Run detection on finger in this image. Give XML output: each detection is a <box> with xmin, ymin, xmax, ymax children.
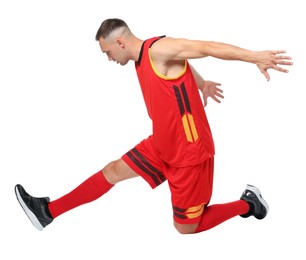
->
<box><xmin>215</xmin><ymin>92</ymin><xmax>224</xmax><ymax>99</ymax></box>
<box><xmin>274</xmin><ymin>65</ymin><xmax>289</xmax><ymax>73</ymax></box>
<box><xmin>275</xmin><ymin>55</ymin><xmax>292</xmax><ymax>60</ymax></box>
<box><xmin>203</xmin><ymin>97</ymin><xmax>208</xmax><ymax>107</ymax></box>
<box><xmin>261</xmin><ymin>69</ymin><xmax>270</xmax><ymax>81</ymax></box>
<box><xmin>276</xmin><ymin>60</ymin><xmax>293</xmax><ymax>66</ymax></box>
<box><xmin>215</xmin><ymin>87</ymin><xmax>223</xmax><ymax>93</ymax></box>
<box><xmin>212</xmin><ymin>96</ymin><xmax>221</xmax><ymax>103</ymax></box>
<box><xmin>272</xmin><ymin>50</ymin><xmax>287</xmax><ymax>55</ymax></box>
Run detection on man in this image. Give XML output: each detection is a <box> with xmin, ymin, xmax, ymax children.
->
<box><xmin>15</xmin><ymin>18</ymin><xmax>293</xmax><ymax>234</ymax></box>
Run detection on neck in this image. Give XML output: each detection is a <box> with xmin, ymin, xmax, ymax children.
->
<box><xmin>130</xmin><ymin>37</ymin><xmax>144</xmax><ymax>62</ymax></box>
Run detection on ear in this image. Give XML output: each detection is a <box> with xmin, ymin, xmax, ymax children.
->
<box><xmin>116</xmin><ymin>39</ymin><xmax>125</xmax><ymax>48</ymax></box>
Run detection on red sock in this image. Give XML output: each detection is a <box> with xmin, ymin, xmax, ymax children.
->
<box><xmin>195</xmin><ymin>200</ymin><xmax>249</xmax><ymax>233</ymax></box>
<box><xmin>48</xmin><ymin>171</ymin><xmax>113</xmax><ymax>218</ymax></box>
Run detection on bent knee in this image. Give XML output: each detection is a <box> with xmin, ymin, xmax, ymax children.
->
<box><xmin>103</xmin><ymin>159</ymin><xmax>138</xmax><ymax>184</ymax></box>
<box><xmin>174</xmin><ymin>221</ymin><xmax>198</xmax><ymax>234</ymax></box>
<box><xmin>102</xmin><ymin>160</ymin><xmax>123</xmax><ymax>184</ymax></box>
<box><xmin>103</xmin><ymin>160</ymin><xmax>118</xmax><ymax>173</ymax></box>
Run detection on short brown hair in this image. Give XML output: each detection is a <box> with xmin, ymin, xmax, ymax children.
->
<box><xmin>95</xmin><ymin>18</ymin><xmax>129</xmax><ymax>41</ymax></box>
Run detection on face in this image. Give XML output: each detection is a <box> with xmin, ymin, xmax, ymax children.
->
<box><xmin>98</xmin><ymin>37</ymin><xmax>129</xmax><ymax>66</ymax></box>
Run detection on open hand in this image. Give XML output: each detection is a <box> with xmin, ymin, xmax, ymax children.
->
<box><xmin>201</xmin><ymin>80</ymin><xmax>224</xmax><ymax>107</ymax></box>
<box><xmin>255</xmin><ymin>50</ymin><xmax>293</xmax><ymax>81</ymax></box>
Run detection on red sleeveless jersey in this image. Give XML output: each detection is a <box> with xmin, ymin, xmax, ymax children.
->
<box><xmin>135</xmin><ymin>36</ymin><xmax>215</xmax><ymax>167</ymax></box>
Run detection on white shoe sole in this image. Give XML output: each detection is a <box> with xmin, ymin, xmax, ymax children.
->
<box><xmin>15</xmin><ymin>186</ymin><xmax>44</xmax><ymax>231</ymax></box>
<box><xmin>246</xmin><ymin>184</ymin><xmax>269</xmax><ymax>214</ymax></box>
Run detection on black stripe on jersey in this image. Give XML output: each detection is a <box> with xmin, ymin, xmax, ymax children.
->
<box><xmin>173</xmin><ymin>85</ymin><xmax>185</xmax><ymax>115</ymax></box>
<box><xmin>180</xmin><ymin>82</ymin><xmax>191</xmax><ymax>113</ymax></box>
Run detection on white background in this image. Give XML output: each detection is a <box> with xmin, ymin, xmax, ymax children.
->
<box><xmin>1</xmin><ymin>0</ymin><xmax>305</xmax><ymax>259</ymax></box>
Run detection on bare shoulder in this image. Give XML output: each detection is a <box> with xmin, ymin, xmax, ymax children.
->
<box><xmin>151</xmin><ymin>37</ymin><xmax>204</xmax><ymax>61</ymax></box>
<box><xmin>149</xmin><ymin>37</ymin><xmax>187</xmax><ymax>76</ymax></box>
<box><xmin>154</xmin><ymin>36</ymin><xmax>189</xmax><ymax>46</ymax></box>
<box><xmin>150</xmin><ymin>37</ymin><xmax>192</xmax><ymax>61</ymax></box>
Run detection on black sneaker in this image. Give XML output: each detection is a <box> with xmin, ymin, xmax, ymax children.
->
<box><xmin>240</xmin><ymin>184</ymin><xmax>269</xmax><ymax>219</ymax></box>
<box><xmin>14</xmin><ymin>184</ymin><xmax>53</xmax><ymax>230</ymax></box>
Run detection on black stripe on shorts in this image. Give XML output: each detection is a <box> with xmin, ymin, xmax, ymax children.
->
<box><xmin>126</xmin><ymin>148</ymin><xmax>166</xmax><ymax>186</ymax></box>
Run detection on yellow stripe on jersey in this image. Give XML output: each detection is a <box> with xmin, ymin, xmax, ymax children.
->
<box><xmin>187</xmin><ymin>114</ymin><xmax>198</xmax><ymax>142</ymax></box>
<box><xmin>173</xmin><ymin>84</ymin><xmax>199</xmax><ymax>144</ymax></box>
<box><xmin>182</xmin><ymin>114</ymin><xmax>193</xmax><ymax>142</ymax></box>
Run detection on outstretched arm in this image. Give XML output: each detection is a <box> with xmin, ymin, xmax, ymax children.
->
<box><xmin>190</xmin><ymin>64</ymin><xmax>224</xmax><ymax>107</ymax></box>
<box><xmin>152</xmin><ymin>37</ymin><xmax>293</xmax><ymax>81</ymax></box>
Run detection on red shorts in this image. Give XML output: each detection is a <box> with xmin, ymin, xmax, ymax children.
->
<box><xmin>121</xmin><ymin>136</ymin><xmax>214</xmax><ymax>224</ymax></box>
